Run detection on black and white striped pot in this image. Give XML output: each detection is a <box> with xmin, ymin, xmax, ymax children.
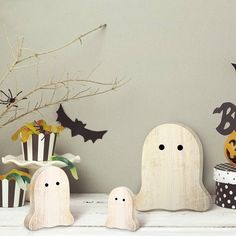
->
<box><xmin>21</xmin><ymin>133</ymin><xmax>57</xmax><ymax>161</ymax></box>
<box><xmin>0</xmin><ymin>179</ymin><xmax>26</xmax><ymax>207</ymax></box>
<box><xmin>214</xmin><ymin>163</ymin><xmax>236</xmax><ymax>209</ymax></box>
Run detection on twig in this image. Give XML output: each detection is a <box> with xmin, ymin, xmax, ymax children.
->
<box><xmin>0</xmin><ymin>77</ymin><xmax>118</xmax><ymax>118</ymax></box>
<box><xmin>0</xmin><ymin>79</ymin><xmax>125</xmax><ymax>128</ymax></box>
<box><xmin>3</xmin><ymin>25</ymin><xmax>16</xmax><ymax>60</ymax></box>
<box><xmin>16</xmin><ymin>24</ymin><xmax>106</xmax><ymax>64</ymax></box>
<box><xmin>0</xmin><ymin>24</ymin><xmax>129</xmax><ymax>129</ymax></box>
<box><xmin>0</xmin><ymin>24</ymin><xmax>106</xmax><ymax>86</ymax></box>
<box><xmin>14</xmin><ymin>62</ymin><xmax>44</xmax><ymax>70</ymax></box>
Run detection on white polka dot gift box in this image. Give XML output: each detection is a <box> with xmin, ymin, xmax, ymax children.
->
<box><xmin>214</xmin><ymin>163</ymin><xmax>236</xmax><ymax>209</ymax></box>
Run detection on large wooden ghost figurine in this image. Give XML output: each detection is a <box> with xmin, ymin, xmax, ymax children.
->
<box><xmin>25</xmin><ymin>166</ymin><xmax>74</xmax><ymax>230</ymax></box>
<box><xmin>106</xmin><ymin>187</ymin><xmax>139</xmax><ymax>231</ymax></box>
<box><xmin>135</xmin><ymin>123</ymin><xmax>211</xmax><ymax>212</ymax></box>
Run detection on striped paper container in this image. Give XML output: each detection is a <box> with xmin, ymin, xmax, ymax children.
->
<box><xmin>214</xmin><ymin>163</ymin><xmax>236</xmax><ymax>209</ymax></box>
<box><xmin>0</xmin><ymin>179</ymin><xmax>26</xmax><ymax>207</ymax></box>
<box><xmin>21</xmin><ymin>133</ymin><xmax>57</xmax><ymax>161</ymax></box>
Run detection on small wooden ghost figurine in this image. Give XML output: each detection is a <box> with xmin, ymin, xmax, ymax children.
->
<box><xmin>135</xmin><ymin>123</ymin><xmax>212</xmax><ymax>212</ymax></box>
<box><xmin>105</xmin><ymin>186</ymin><xmax>139</xmax><ymax>231</ymax></box>
<box><xmin>24</xmin><ymin>166</ymin><xmax>74</xmax><ymax>230</ymax></box>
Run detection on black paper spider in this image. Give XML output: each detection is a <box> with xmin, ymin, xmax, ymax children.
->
<box><xmin>0</xmin><ymin>89</ymin><xmax>27</xmax><ymax>107</ymax></box>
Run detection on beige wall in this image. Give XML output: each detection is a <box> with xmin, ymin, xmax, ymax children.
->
<box><xmin>0</xmin><ymin>0</ymin><xmax>236</xmax><ymax>194</ymax></box>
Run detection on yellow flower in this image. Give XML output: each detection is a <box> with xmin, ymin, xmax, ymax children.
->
<box><xmin>12</xmin><ymin>120</ymin><xmax>64</xmax><ymax>142</ymax></box>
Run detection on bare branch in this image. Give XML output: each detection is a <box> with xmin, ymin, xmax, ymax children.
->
<box><xmin>0</xmin><ymin>24</ymin><xmax>128</xmax><ymax>129</ymax></box>
<box><xmin>0</xmin><ymin>78</ymin><xmax>125</xmax><ymax>128</ymax></box>
<box><xmin>3</xmin><ymin>25</ymin><xmax>16</xmax><ymax>60</ymax></box>
<box><xmin>0</xmin><ymin>24</ymin><xmax>106</xmax><ymax>86</ymax></box>
<box><xmin>16</xmin><ymin>24</ymin><xmax>106</xmax><ymax>64</ymax></box>
<box><xmin>0</xmin><ymin>77</ymin><xmax>118</xmax><ymax>117</ymax></box>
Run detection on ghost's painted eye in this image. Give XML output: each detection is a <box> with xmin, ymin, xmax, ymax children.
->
<box><xmin>45</xmin><ymin>183</ymin><xmax>49</xmax><ymax>187</ymax></box>
<box><xmin>115</xmin><ymin>197</ymin><xmax>118</xmax><ymax>200</ymax></box>
<box><xmin>177</xmin><ymin>145</ymin><xmax>183</xmax><ymax>151</ymax></box>
<box><xmin>56</xmin><ymin>182</ymin><xmax>60</xmax><ymax>186</ymax></box>
<box><xmin>159</xmin><ymin>144</ymin><xmax>165</xmax><ymax>150</ymax></box>
<box><xmin>123</xmin><ymin>199</ymin><xmax>125</xmax><ymax>201</ymax></box>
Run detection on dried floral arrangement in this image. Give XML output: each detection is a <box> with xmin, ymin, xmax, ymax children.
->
<box><xmin>12</xmin><ymin>120</ymin><xmax>64</xmax><ymax>142</ymax></box>
<box><xmin>0</xmin><ymin>24</ymin><xmax>125</xmax><ymax>129</ymax></box>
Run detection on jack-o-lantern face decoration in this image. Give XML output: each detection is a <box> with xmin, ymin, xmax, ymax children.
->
<box><xmin>224</xmin><ymin>131</ymin><xmax>236</xmax><ymax>166</ymax></box>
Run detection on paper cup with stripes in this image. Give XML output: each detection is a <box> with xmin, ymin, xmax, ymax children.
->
<box><xmin>0</xmin><ymin>179</ymin><xmax>26</xmax><ymax>207</ymax></box>
<box><xmin>214</xmin><ymin>163</ymin><xmax>236</xmax><ymax>209</ymax></box>
<box><xmin>21</xmin><ymin>133</ymin><xmax>57</xmax><ymax>161</ymax></box>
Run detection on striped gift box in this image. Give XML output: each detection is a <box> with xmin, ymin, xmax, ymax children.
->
<box><xmin>214</xmin><ymin>163</ymin><xmax>236</xmax><ymax>209</ymax></box>
<box><xmin>21</xmin><ymin>133</ymin><xmax>57</xmax><ymax>161</ymax></box>
<box><xmin>0</xmin><ymin>179</ymin><xmax>26</xmax><ymax>207</ymax></box>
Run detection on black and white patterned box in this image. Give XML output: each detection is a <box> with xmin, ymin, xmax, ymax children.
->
<box><xmin>214</xmin><ymin>163</ymin><xmax>236</xmax><ymax>209</ymax></box>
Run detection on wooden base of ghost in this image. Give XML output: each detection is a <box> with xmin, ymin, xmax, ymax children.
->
<box><xmin>24</xmin><ymin>166</ymin><xmax>74</xmax><ymax>230</ymax></box>
<box><xmin>105</xmin><ymin>187</ymin><xmax>139</xmax><ymax>231</ymax></box>
<box><xmin>135</xmin><ymin>123</ymin><xmax>211</xmax><ymax>212</ymax></box>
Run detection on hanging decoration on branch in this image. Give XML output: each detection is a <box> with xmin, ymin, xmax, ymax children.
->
<box><xmin>0</xmin><ymin>89</ymin><xmax>27</xmax><ymax>107</ymax></box>
<box><xmin>56</xmin><ymin>104</ymin><xmax>107</xmax><ymax>143</ymax></box>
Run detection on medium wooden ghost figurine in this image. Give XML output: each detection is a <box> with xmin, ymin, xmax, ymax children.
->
<box><xmin>25</xmin><ymin>166</ymin><xmax>74</xmax><ymax>230</ymax></box>
<box><xmin>106</xmin><ymin>187</ymin><xmax>139</xmax><ymax>231</ymax></box>
<box><xmin>135</xmin><ymin>123</ymin><xmax>211</xmax><ymax>212</ymax></box>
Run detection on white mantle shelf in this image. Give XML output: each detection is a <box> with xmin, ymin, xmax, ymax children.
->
<box><xmin>0</xmin><ymin>194</ymin><xmax>236</xmax><ymax>235</ymax></box>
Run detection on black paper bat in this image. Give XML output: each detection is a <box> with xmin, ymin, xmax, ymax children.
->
<box><xmin>56</xmin><ymin>104</ymin><xmax>107</xmax><ymax>143</ymax></box>
<box><xmin>232</xmin><ymin>63</ymin><xmax>236</xmax><ymax>71</ymax></box>
<box><xmin>213</xmin><ymin>102</ymin><xmax>236</xmax><ymax>135</ymax></box>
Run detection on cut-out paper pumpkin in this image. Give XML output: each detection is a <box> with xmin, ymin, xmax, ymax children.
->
<box><xmin>24</xmin><ymin>166</ymin><xmax>74</xmax><ymax>230</ymax></box>
<box><xmin>224</xmin><ymin>131</ymin><xmax>236</xmax><ymax>167</ymax></box>
<box><xmin>105</xmin><ymin>187</ymin><xmax>139</xmax><ymax>231</ymax></box>
<box><xmin>135</xmin><ymin>123</ymin><xmax>211</xmax><ymax>212</ymax></box>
